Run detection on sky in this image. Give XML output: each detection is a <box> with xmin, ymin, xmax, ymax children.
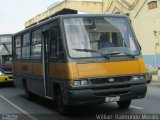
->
<box><xmin>0</xmin><ymin>0</ymin><xmax>58</xmax><ymax>34</ymax></box>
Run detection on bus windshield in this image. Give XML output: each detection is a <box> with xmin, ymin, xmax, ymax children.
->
<box><xmin>63</xmin><ymin>17</ymin><xmax>139</xmax><ymax>58</ymax></box>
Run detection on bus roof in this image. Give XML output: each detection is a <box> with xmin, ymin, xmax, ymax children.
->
<box><xmin>0</xmin><ymin>34</ymin><xmax>12</xmax><ymax>37</ymax></box>
<box><xmin>13</xmin><ymin>14</ymin><xmax>128</xmax><ymax>37</ymax></box>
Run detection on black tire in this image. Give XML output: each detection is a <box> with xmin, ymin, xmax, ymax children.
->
<box><xmin>24</xmin><ymin>83</ymin><xmax>32</xmax><ymax>100</ymax></box>
<box><xmin>117</xmin><ymin>100</ymin><xmax>131</xmax><ymax>109</ymax></box>
<box><xmin>7</xmin><ymin>82</ymin><xmax>14</xmax><ymax>87</ymax></box>
<box><xmin>56</xmin><ymin>89</ymin><xmax>70</xmax><ymax>114</ymax></box>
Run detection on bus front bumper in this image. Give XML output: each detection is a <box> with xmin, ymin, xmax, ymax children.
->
<box><xmin>0</xmin><ymin>75</ymin><xmax>13</xmax><ymax>83</ymax></box>
<box><xmin>63</xmin><ymin>81</ymin><xmax>147</xmax><ymax>106</ymax></box>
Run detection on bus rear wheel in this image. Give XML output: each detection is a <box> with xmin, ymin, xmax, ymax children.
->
<box><xmin>117</xmin><ymin>100</ymin><xmax>131</xmax><ymax>109</ymax></box>
<box><xmin>24</xmin><ymin>83</ymin><xmax>32</xmax><ymax>100</ymax></box>
<box><xmin>56</xmin><ymin>89</ymin><xmax>69</xmax><ymax>114</ymax></box>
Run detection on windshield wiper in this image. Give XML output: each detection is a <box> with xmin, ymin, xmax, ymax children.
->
<box><xmin>73</xmin><ymin>49</ymin><xmax>110</xmax><ymax>60</ymax></box>
<box><xmin>106</xmin><ymin>52</ymin><xmax>135</xmax><ymax>58</ymax></box>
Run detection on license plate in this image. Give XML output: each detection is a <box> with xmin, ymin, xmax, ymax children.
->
<box><xmin>105</xmin><ymin>96</ymin><xmax>120</xmax><ymax>102</ymax></box>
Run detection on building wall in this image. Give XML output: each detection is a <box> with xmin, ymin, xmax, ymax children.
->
<box><xmin>105</xmin><ymin>0</ymin><xmax>160</xmax><ymax>68</ymax></box>
<box><xmin>131</xmin><ymin>0</ymin><xmax>160</xmax><ymax>68</ymax></box>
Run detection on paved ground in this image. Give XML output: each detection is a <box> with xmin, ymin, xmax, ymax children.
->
<box><xmin>0</xmin><ymin>83</ymin><xmax>159</xmax><ymax>120</ymax></box>
<box><xmin>152</xmin><ymin>75</ymin><xmax>160</xmax><ymax>83</ymax></box>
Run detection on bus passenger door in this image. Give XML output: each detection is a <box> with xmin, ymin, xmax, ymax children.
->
<box><xmin>49</xmin><ymin>24</ymin><xmax>64</xmax><ymax>99</ymax></box>
<box><xmin>42</xmin><ymin>29</ymin><xmax>50</xmax><ymax>97</ymax></box>
<box><xmin>43</xmin><ymin>23</ymin><xmax>64</xmax><ymax>98</ymax></box>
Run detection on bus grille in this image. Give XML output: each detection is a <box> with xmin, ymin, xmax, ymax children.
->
<box><xmin>90</xmin><ymin>76</ymin><xmax>131</xmax><ymax>84</ymax></box>
<box><xmin>4</xmin><ymin>73</ymin><xmax>13</xmax><ymax>75</ymax></box>
<box><xmin>8</xmin><ymin>76</ymin><xmax>13</xmax><ymax>79</ymax></box>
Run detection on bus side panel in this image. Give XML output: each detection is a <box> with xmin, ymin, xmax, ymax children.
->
<box><xmin>13</xmin><ymin>75</ymin><xmax>23</xmax><ymax>88</ymax></box>
<box><xmin>13</xmin><ymin>61</ymin><xmax>45</xmax><ymax>96</ymax></box>
<box><xmin>49</xmin><ymin>62</ymin><xmax>78</xmax><ymax>79</ymax></box>
<box><xmin>27</xmin><ymin>76</ymin><xmax>45</xmax><ymax>96</ymax></box>
<box><xmin>138</xmin><ymin>58</ymin><xmax>147</xmax><ymax>73</ymax></box>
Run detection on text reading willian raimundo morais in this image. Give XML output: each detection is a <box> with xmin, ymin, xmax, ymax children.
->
<box><xmin>96</xmin><ymin>114</ymin><xmax>159</xmax><ymax>120</ymax></box>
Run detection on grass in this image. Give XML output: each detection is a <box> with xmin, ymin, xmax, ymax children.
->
<box><xmin>151</xmin><ymin>70</ymin><xmax>158</xmax><ymax>75</ymax></box>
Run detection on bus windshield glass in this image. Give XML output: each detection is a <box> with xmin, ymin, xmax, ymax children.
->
<box><xmin>63</xmin><ymin>17</ymin><xmax>139</xmax><ymax>58</ymax></box>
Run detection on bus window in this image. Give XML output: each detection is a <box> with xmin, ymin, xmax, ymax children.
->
<box><xmin>50</xmin><ymin>26</ymin><xmax>63</xmax><ymax>58</ymax></box>
<box><xmin>22</xmin><ymin>33</ymin><xmax>30</xmax><ymax>59</ymax></box>
<box><xmin>57</xmin><ymin>31</ymin><xmax>64</xmax><ymax>57</ymax></box>
<box><xmin>2</xmin><ymin>55</ymin><xmax>12</xmax><ymax>65</ymax></box>
<box><xmin>64</xmin><ymin>17</ymin><xmax>139</xmax><ymax>58</ymax></box>
<box><xmin>50</xmin><ymin>27</ymin><xmax>57</xmax><ymax>58</ymax></box>
<box><xmin>31</xmin><ymin>29</ymin><xmax>42</xmax><ymax>59</ymax></box>
<box><xmin>15</xmin><ymin>36</ymin><xmax>21</xmax><ymax>59</ymax></box>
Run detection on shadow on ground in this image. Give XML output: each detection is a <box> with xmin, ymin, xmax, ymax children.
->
<box><xmin>19</xmin><ymin>94</ymin><xmax>141</xmax><ymax>120</ymax></box>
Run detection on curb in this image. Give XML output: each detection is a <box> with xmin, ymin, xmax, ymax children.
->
<box><xmin>151</xmin><ymin>80</ymin><xmax>160</xmax><ymax>83</ymax></box>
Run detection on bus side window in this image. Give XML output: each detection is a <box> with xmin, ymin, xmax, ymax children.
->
<box><xmin>50</xmin><ymin>27</ymin><xmax>57</xmax><ymax>57</ymax></box>
<box><xmin>22</xmin><ymin>33</ymin><xmax>30</xmax><ymax>59</ymax></box>
<box><xmin>31</xmin><ymin>29</ymin><xmax>42</xmax><ymax>59</ymax></box>
<box><xmin>15</xmin><ymin>36</ymin><xmax>21</xmax><ymax>59</ymax></box>
<box><xmin>57</xmin><ymin>30</ymin><xmax>64</xmax><ymax>57</ymax></box>
<box><xmin>50</xmin><ymin>25</ymin><xmax>63</xmax><ymax>58</ymax></box>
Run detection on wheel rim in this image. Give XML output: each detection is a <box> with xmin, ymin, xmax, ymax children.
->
<box><xmin>57</xmin><ymin>94</ymin><xmax>64</xmax><ymax>112</ymax></box>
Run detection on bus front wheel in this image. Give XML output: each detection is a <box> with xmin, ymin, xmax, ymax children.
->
<box><xmin>56</xmin><ymin>89</ymin><xmax>69</xmax><ymax>114</ymax></box>
<box><xmin>117</xmin><ymin>100</ymin><xmax>131</xmax><ymax>109</ymax></box>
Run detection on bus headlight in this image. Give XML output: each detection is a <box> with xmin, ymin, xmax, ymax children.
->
<box><xmin>0</xmin><ymin>71</ymin><xmax>4</xmax><ymax>76</ymax></box>
<box><xmin>73</xmin><ymin>80</ymin><xmax>81</xmax><ymax>86</ymax></box>
<box><xmin>133</xmin><ymin>75</ymin><xmax>145</xmax><ymax>81</ymax></box>
<box><xmin>133</xmin><ymin>76</ymin><xmax>139</xmax><ymax>81</ymax></box>
<box><xmin>81</xmin><ymin>80</ymin><xmax>88</xmax><ymax>86</ymax></box>
<box><xmin>73</xmin><ymin>80</ymin><xmax>89</xmax><ymax>86</ymax></box>
<box><xmin>139</xmin><ymin>75</ymin><xmax>145</xmax><ymax>80</ymax></box>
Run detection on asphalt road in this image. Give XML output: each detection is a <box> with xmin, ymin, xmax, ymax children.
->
<box><xmin>0</xmin><ymin>83</ymin><xmax>159</xmax><ymax>120</ymax></box>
